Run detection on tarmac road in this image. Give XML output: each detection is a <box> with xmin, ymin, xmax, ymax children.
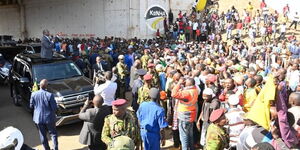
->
<box><xmin>0</xmin><ymin>85</ymin><xmax>175</xmax><ymax>150</ymax></box>
<box><xmin>0</xmin><ymin>84</ymin><xmax>87</xmax><ymax>150</ymax></box>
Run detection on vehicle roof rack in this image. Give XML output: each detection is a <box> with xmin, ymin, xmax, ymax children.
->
<box><xmin>16</xmin><ymin>53</ymin><xmax>67</xmax><ymax>63</ymax></box>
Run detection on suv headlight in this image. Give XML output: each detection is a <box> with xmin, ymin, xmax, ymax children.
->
<box><xmin>54</xmin><ymin>96</ymin><xmax>64</xmax><ymax>103</ymax></box>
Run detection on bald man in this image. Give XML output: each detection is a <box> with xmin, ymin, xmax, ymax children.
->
<box><xmin>79</xmin><ymin>95</ymin><xmax>112</xmax><ymax>150</ymax></box>
<box><xmin>30</xmin><ymin>79</ymin><xmax>58</xmax><ymax>150</ymax></box>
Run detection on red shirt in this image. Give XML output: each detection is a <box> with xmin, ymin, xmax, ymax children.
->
<box><xmin>186</xmin><ymin>25</ymin><xmax>191</xmax><ymax>30</ymax></box>
<box><xmin>179</xmin><ymin>21</ymin><xmax>184</xmax><ymax>30</ymax></box>
<box><xmin>260</xmin><ymin>2</ymin><xmax>266</xmax><ymax>9</ymax></box>
<box><xmin>236</xmin><ymin>23</ymin><xmax>243</xmax><ymax>29</ymax></box>
<box><xmin>283</xmin><ymin>6</ymin><xmax>289</xmax><ymax>14</ymax></box>
<box><xmin>267</xmin><ymin>26</ymin><xmax>272</xmax><ymax>33</ymax></box>
<box><xmin>178</xmin><ymin>13</ymin><xmax>183</xmax><ymax>19</ymax></box>
<box><xmin>196</xmin><ymin>29</ymin><xmax>201</xmax><ymax>36</ymax></box>
<box><xmin>245</xmin><ymin>16</ymin><xmax>251</xmax><ymax>23</ymax></box>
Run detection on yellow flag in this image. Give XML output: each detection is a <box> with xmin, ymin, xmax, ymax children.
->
<box><xmin>246</xmin><ymin>75</ymin><xmax>276</xmax><ymax>130</ymax></box>
<box><xmin>196</xmin><ymin>0</ymin><xmax>207</xmax><ymax>11</ymax></box>
<box><xmin>32</xmin><ymin>81</ymin><xmax>39</xmax><ymax>92</ymax></box>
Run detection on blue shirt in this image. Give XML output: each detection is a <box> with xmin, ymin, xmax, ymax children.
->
<box><xmin>30</xmin><ymin>89</ymin><xmax>57</xmax><ymax>124</ymax></box>
<box><xmin>137</xmin><ymin>101</ymin><xmax>168</xmax><ymax>133</ymax></box>
<box><xmin>125</xmin><ymin>54</ymin><xmax>134</xmax><ymax>71</ymax></box>
<box><xmin>289</xmin><ymin>44</ymin><xmax>300</xmax><ymax>58</ymax></box>
<box><xmin>55</xmin><ymin>42</ymin><xmax>61</xmax><ymax>52</ymax></box>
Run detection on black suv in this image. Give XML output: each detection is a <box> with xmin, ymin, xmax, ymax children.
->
<box><xmin>9</xmin><ymin>53</ymin><xmax>94</xmax><ymax>126</ymax></box>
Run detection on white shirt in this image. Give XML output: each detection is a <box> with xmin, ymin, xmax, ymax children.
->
<box><xmin>226</xmin><ymin>108</ymin><xmax>245</xmax><ymax>146</ymax></box>
<box><xmin>193</xmin><ymin>22</ymin><xmax>198</xmax><ymax>30</ymax></box>
<box><xmin>262</xmin><ymin>7</ymin><xmax>269</xmax><ymax>15</ymax></box>
<box><xmin>280</xmin><ymin>24</ymin><xmax>286</xmax><ymax>33</ymax></box>
<box><xmin>94</xmin><ymin>80</ymin><xmax>117</xmax><ymax>106</ymax></box>
<box><xmin>294</xmin><ymin>14</ymin><xmax>299</xmax><ymax>21</ymax></box>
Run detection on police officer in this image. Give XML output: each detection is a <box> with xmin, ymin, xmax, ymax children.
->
<box><xmin>147</xmin><ymin>63</ymin><xmax>160</xmax><ymax>87</ymax></box>
<box><xmin>116</xmin><ymin>55</ymin><xmax>129</xmax><ymax>98</ymax></box>
<box><xmin>101</xmin><ymin>99</ymin><xmax>140</xmax><ymax>149</ymax></box>
<box><xmin>131</xmin><ymin>69</ymin><xmax>147</xmax><ymax>112</ymax></box>
<box><xmin>137</xmin><ymin>74</ymin><xmax>153</xmax><ymax>104</ymax></box>
<box><xmin>137</xmin><ymin>88</ymin><xmax>168</xmax><ymax>150</ymax></box>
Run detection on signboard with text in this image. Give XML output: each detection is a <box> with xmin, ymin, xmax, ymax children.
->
<box><xmin>144</xmin><ymin>5</ymin><xmax>168</xmax><ymax>31</ymax></box>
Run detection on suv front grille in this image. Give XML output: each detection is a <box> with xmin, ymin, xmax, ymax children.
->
<box><xmin>59</xmin><ymin>90</ymin><xmax>93</xmax><ymax>109</ymax></box>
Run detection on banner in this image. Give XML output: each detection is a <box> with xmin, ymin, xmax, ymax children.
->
<box><xmin>144</xmin><ymin>5</ymin><xmax>168</xmax><ymax>31</ymax></box>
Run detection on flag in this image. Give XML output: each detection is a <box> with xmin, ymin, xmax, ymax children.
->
<box><xmin>196</xmin><ymin>0</ymin><xmax>207</xmax><ymax>11</ymax></box>
<box><xmin>32</xmin><ymin>81</ymin><xmax>39</xmax><ymax>92</ymax></box>
<box><xmin>246</xmin><ymin>75</ymin><xmax>276</xmax><ymax>130</ymax></box>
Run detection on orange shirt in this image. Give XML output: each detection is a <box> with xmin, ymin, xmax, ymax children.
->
<box><xmin>172</xmin><ymin>84</ymin><xmax>198</xmax><ymax>122</ymax></box>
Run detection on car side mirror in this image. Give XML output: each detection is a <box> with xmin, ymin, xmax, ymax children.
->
<box><xmin>20</xmin><ymin>77</ymin><xmax>30</xmax><ymax>83</ymax></box>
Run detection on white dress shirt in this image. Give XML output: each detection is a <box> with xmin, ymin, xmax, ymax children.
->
<box><xmin>94</xmin><ymin>80</ymin><xmax>117</xmax><ymax>106</ymax></box>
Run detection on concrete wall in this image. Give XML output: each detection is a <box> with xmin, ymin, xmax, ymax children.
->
<box><xmin>0</xmin><ymin>5</ymin><xmax>21</xmax><ymax>39</ymax></box>
<box><xmin>0</xmin><ymin>0</ymin><xmax>194</xmax><ymax>39</ymax></box>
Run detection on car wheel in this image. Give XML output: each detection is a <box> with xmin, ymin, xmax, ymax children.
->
<box><xmin>12</xmin><ymin>85</ymin><xmax>21</xmax><ymax>106</ymax></box>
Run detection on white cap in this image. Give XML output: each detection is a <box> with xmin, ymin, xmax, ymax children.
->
<box><xmin>228</xmin><ymin>94</ymin><xmax>239</xmax><ymax>106</ymax></box>
<box><xmin>271</xmin><ymin>63</ymin><xmax>280</xmax><ymax>69</ymax></box>
<box><xmin>203</xmin><ymin>88</ymin><xmax>215</xmax><ymax>97</ymax></box>
<box><xmin>118</xmin><ymin>55</ymin><xmax>124</xmax><ymax>59</ymax></box>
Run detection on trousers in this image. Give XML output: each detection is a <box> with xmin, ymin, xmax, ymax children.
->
<box><xmin>178</xmin><ymin>120</ymin><xmax>194</xmax><ymax>150</ymax></box>
<box><xmin>36</xmin><ymin>123</ymin><xmax>58</xmax><ymax>150</ymax></box>
<box><xmin>141</xmin><ymin>130</ymin><xmax>160</xmax><ymax>150</ymax></box>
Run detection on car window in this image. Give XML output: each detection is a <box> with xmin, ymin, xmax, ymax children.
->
<box><xmin>32</xmin><ymin>61</ymin><xmax>82</xmax><ymax>82</ymax></box>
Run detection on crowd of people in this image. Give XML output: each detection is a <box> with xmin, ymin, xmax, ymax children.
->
<box><xmin>20</xmin><ymin>1</ymin><xmax>300</xmax><ymax>150</ymax></box>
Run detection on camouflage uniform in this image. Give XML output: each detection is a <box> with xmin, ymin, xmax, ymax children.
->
<box><xmin>137</xmin><ymin>84</ymin><xmax>152</xmax><ymax>104</ymax></box>
<box><xmin>140</xmin><ymin>54</ymin><xmax>151</xmax><ymax>69</ymax></box>
<box><xmin>204</xmin><ymin>123</ymin><xmax>229</xmax><ymax>150</ymax></box>
<box><xmin>116</xmin><ymin>62</ymin><xmax>128</xmax><ymax>98</ymax></box>
<box><xmin>148</xmin><ymin>71</ymin><xmax>159</xmax><ymax>87</ymax></box>
<box><xmin>101</xmin><ymin>112</ymin><xmax>140</xmax><ymax>149</ymax></box>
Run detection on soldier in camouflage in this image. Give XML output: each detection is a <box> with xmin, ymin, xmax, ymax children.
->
<box><xmin>101</xmin><ymin>99</ymin><xmax>140</xmax><ymax>150</ymax></box>
<box><xmin>147</xmin><ymin>63</ymin><xmax>160</xmax><ymax>87</ymax></box>
<box><xmin>116</xmin><ymin>55</ymin><xmax>128</xmax><ymax>98</ymax></box>
<box><xmin>140</xmin><ymin>49</ymin><xmax>151</xmax><ymax>69</ymax></box>
<box><xmin>137</xmin><ymin>74</ymin><xmax>153</xmax><ymax>104</ymax></box>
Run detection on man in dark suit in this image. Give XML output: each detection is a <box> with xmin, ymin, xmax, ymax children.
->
<box><xmin>79</xmin><ymin>95</ymin><xmax>112</xmax><ymax>150</ymax></box>
<box><xmin>30</xmin><ymin>79</ymin><xmax>58</xmax><ymax>150</ymax></box>
<box><xmin>41</xmin><ymin>29</ymin><xmax>54</xmax><ymax>59</ymax></box>
<box><xmin>92</xmin><ymin>56</ymin><xmax>106</xmax><ymax>83</ymax></box>
<box><xmin>92</xmin><ymin>56</ymin><xmax>105</xmax><ymax>73</ymax></box>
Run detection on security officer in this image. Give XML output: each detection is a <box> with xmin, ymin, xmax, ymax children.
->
<box><xmin>116</xmin><ymin>55</ymin><xmax>129</xmax><ymax>98</ymax></box>
<box><xmin>141</xmin><ymin>49</ymin><xmax>151</xmax><ymax>69</ymax></box>
<box><xmin>137</xmin><ymin>88</ymin><xmax>168</xmax><ymax>150</ymax></box>
<box><xmin>131</xmin><ymin>69</ymin><xmax>147</xmax><ymax>112</ymax></box>
<box><xmin>147</xmin><ymin>63</ymin><xmax>160</xmax><ymax>87</ymax></box>
<box><xmin>101</xmin><ymin>99</ymin><xmax>140</xmax><ymax>150</ymax></box>
<box><xmin>137</xmin><ymin>74</ymin><xmax>153</xmax><ymax>104</ymax></box>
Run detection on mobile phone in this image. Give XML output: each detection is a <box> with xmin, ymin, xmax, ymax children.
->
<box><xmin>88</xmin><ymin>92</ymin><xmax>95</xmax><ymax>100</ymax></box>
